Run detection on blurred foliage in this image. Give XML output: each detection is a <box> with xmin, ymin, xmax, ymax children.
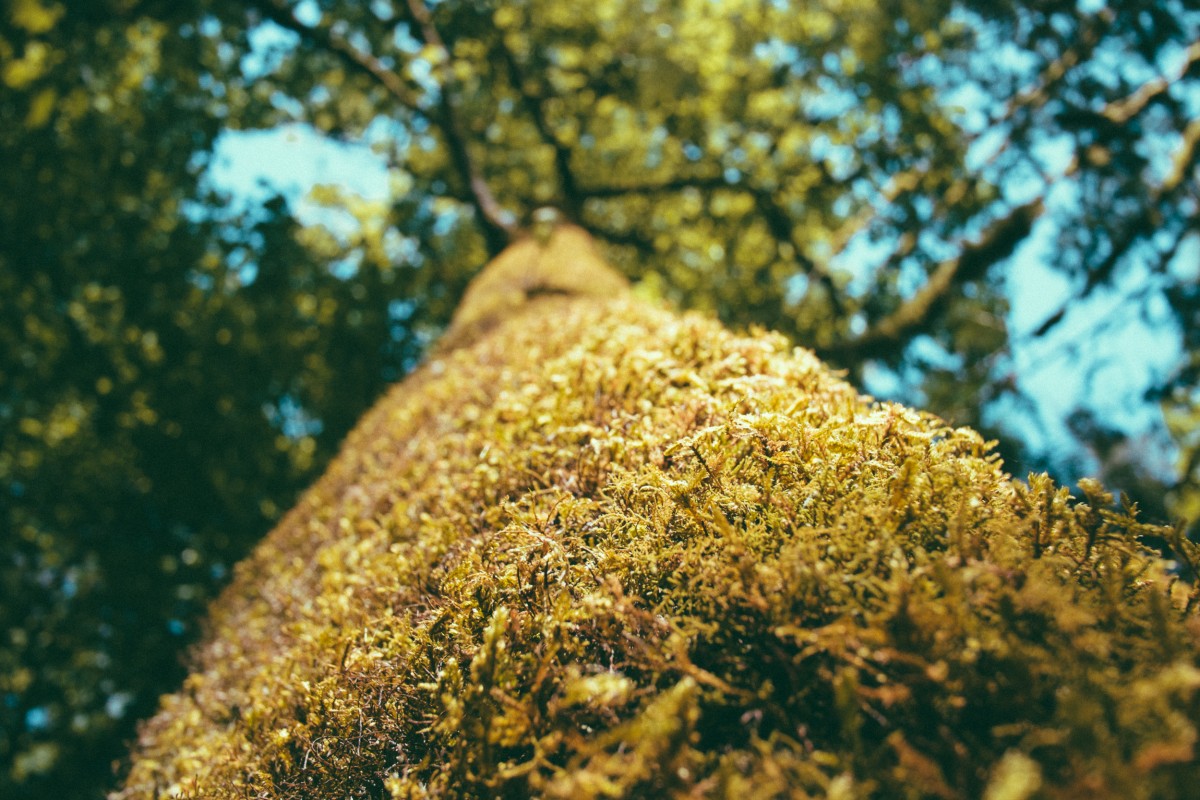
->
<box><xmin>1</xmin><ymin>0</ymin><xmax>1199</xmax><ymax>797</ymax></box>
<box><xmin>0</xmin><ymin>2</ymin><xmax>431</xmax><ymax>796</ymax></box>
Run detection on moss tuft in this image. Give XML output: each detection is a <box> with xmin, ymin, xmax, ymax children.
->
<box><xmin>117</xmin><ymin>227</ymin><xmax>1200</xmax><ymax>799</ymax></box>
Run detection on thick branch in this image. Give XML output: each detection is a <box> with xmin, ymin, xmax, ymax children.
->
<box><xmin>822</xmin><ymin>198</ymin><xmax>1044</xmax><ymax>361</ymax></box>
<box><xmin>492</xmin><ymin>37</ymin><xmax>585</xmax><ymax>220</ymax></box>
<box><xmin>254</xmin><ymin>0</ymin><xmax>423</xmax><ymax>112</ymax></box>
<box><xmin>403</xmin><ymin>0</ymin><xmax>517</xmax><ymax>254</ymax></box>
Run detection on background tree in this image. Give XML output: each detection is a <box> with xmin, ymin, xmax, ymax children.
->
<box><xmin>1</xmin><ymin>0</ymin><xmax>1198</xmax><ymax>797</ymax></box>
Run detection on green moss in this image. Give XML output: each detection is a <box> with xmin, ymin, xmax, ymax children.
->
<box><xmin>117</xmin><ymin>228</ymin><xmax>1200</xmax><ymax>799</ymax></box>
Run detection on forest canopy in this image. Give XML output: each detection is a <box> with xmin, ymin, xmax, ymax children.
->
<box><xmin>1</xmin><ymin>0</ymin><xmax>1199</xmax><ymax>797</ymax></box>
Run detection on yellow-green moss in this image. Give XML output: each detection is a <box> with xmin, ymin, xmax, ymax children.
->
<box><xmin>116</xmin><ymin>227</ymin><xmax>1200</xmax><ymax>799</ymax></box>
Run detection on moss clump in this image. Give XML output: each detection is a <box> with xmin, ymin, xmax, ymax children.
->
<box><xmin>117</xmin><ymin>227</ymin><xmax>1200</xmax><ymax>799</ymax></box>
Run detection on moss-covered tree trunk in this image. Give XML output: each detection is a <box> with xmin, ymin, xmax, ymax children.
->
<box><xmin>117</xmin><ymin>225</ymin><xmax>1200</xmax><ymax>799</ymax></box>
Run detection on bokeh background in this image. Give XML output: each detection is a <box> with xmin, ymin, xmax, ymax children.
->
<box><xmin>2</xmin><ymin>0</ymin><xmax>1199</xmax><ymax>796</ymax></box>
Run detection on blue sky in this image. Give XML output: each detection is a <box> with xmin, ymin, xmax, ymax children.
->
<box><xmin>205</xmin><ymin>124</ymin><xmax>390</xmax><ymax>218</ymax></box>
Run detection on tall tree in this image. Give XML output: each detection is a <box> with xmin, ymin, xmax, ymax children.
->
<box><xmin>117</xmin><ymin>222</ymin><xmax>1200</xmax><ymax>799</ymax></box>
<box><xmin>2</xmin><ymin>0</ymin><xmax>1198</xmax><ymax>797</ymax></box>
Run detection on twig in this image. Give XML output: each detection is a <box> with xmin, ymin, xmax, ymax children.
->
<box><xmin>1102</xmin><ymin>39</ymin><xmax>1200</xmax><ymax>125</ymax></box>
<box><xmin>746</xmin><ymin>185</ymin><xmax>847</xmax><ymax>317</ymax></box>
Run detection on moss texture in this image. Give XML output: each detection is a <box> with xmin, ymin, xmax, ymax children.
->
<box><xmin>117</xmin><ymin>227</ymin><xmax>1200</xmax><ymax>799</ymax></box>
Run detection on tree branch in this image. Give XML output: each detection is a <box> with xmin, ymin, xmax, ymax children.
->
<box><xmin>254</xmin><ymin>0</ymin><xmax>515</xmax><ymax>253</ymax></box>
<box><xmin>1004</xmin><ymin>7</ymin><xmax>1114</xmax><ymax>118</ymax></box>
<box><xmin>822</xmin><ymin>198</ymin><xmax>1044</xmax><ymax>361</ymax></box>
<box><xmin>1163</xmin><ymin>117</ymin><xmax>1200</xmax><ymax>194</ymax></box>
<box><xmin>403</xmin><ymin>0</ymin><xmax>518</xmax><ymax>254</ymax></box>
<box><xmin>492</xmin><ymin>37</ymin><xmax>586</xmax><ymax>220</ymax></box>
<box><xmin>1024</xmin><ymin>42</ymin><xmax>1200</xmax><ymax>339</ymax></box>
<box><xmin>818</xmin><ymin>6</ymin><xmax>1110</xmax><ymax>266</ymax></box>
<box><xmin>579</xmin><ymin>175</ymin><xmax>729</xmax><ymax>197</ymax></box>
<box><xmin>744</xmin><ymin>185</ymin><xmax>848</xmax><ymax>318</ymax></box>
<box><xmin>1102</xmin><ymin>39</ymin><xmax>1200</xmax><ymax>125</ymax></box>
<box><xmin>580</xmin><ymin>169</ymin><xmax>849</xmax><ymax>317</ymax></box>
<box><xmin>819</xmin><ymin>6</ymin><xmax>1104</xmax><ymax>265</ymax></box>
<box><xmin>1031</xmin><ymin>116</ymin><xmax>1200</xmax><ymax>339</ymax></box>
<box><xmin>253</xmin><ymin>0</ymin><xmax>423</xmax><ymax>112</ymax></box>
<box><xmin>829</xmin><ymin>13</ymin><xmax>1190</xmax><ymax>349</ymax></box>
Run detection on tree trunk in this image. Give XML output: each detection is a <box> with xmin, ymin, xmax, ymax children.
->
<box><xmin>116</xmin><ymin>224</ymin><xmax>1199</xmax><ymax>799</ymax></box>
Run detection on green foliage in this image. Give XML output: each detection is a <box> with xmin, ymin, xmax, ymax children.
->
<box><xmin>117</xmin><ymin>234</ymin><xmax>1200</xmax><ymax>798</ymax></box>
